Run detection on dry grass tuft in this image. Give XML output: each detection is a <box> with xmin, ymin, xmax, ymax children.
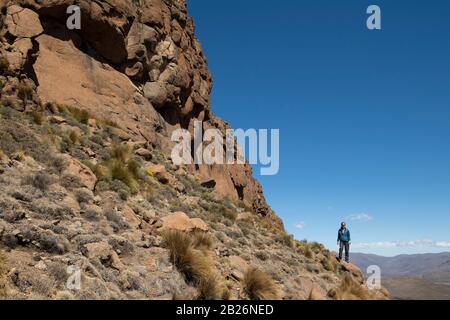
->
<box><xmin>242</xmin><ymin>267</ymin><xmax>281</xmax><ymax>300</ymax></box>
<box><xmin>17</xmin><ymin>83</ymin><xmax>33</xmax><ymax>102</ymax></box>
<box><xmin>163</xmin><ymin>230</ymin><xmax>224</xmax><ymax>300</ymax></box>
<box><xmin>335</xmin><ymin>274</ymin><xmax>371</xmax><ymax>300</ymax></box>
<box><xmin>30</xmin><ymin>111</ymin><xmax>45</xmax><ymax>125</ymax></box>
<box><xmin>110</xmin><ymin>142</ymin><xmax>132</xmax><ymax>163</ymax></box>
<box><xmin>191</xmin><ymin>231</ymin><xmax>214</xmax><ymax>252</ymax></box>
<box><xmin>0</xmin><ymin>250</ymin><xmax>8</xmax><ymax>297</ymax></box>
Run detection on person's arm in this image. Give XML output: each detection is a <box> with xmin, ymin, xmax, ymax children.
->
<box><xmin>337</xmin><ymin>230</ymin><xmax>341</xmax><ymax>244</ymax></box>
<box><xmin>348</xmin><ymin>230</ymin><xmax>351</xmax><ymax>244</ymax></box>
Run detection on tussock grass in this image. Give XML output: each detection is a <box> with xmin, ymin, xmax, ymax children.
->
<box><xmin>163</xmin><ymin>230</ymin><xmax>224</xmax><ymax>300</ymax></box>
<box><xmin>93</xmin><ymin>143</ymin><xmax>143</xmax><ymax>193</ymax></box>
<box><xmin>69</xmin><ymin>130</ymin><xmax>80</xmax><ymax>145</ymax></box>
<box><xmin>30</xmin><ymin>111</ymin><xmax>45</xmax><ymax>125</ymax></box>
<box><xmin>0</xmin><ymin>250</ymin><xmax>8</xmax><ymax>297</ymax></box>
<box><xmin>191</xmin><ymin>231</ymin><xmax>214</xmax><ymax>252</ymax></box>
<box><xmin>242</xmin><ymin>268</ymin><xmax>281</xmax><ymax>300</ymax></box>
<box><xmin>60</xmin><ymin>105</ymin><xmax>90</xmax><ymax>124</ymax></box>
<box><xmin>17</xmin><ymin>83</ymin><xmax>33</xmax><ymax>102</ymax></box>
<box><xmin>110</xmin><ymin>142</ymin><xmax>131</xmax><ymax>163</ymax></box>
<box><xmin>335</xmin><ymin>274</ymin><xmax>370</xmax><ymax>300</ymax></box>
<box><xmin>308</xmin><ymin>288</ymin><xmax>320</xmax><ymax>300</ymax></box>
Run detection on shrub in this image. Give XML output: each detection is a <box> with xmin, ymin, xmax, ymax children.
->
<box><xmin>255</xmin><ymin>251</ymin><xmax>269</xmax><ymax>261</ymax></box>
<box><xmin>322</xmin><ymin>257</ymin><xmax>336</xmax><ymax>272</ymax></box>
<box><xmin>105</xmin><ymin>209</ymin><xmax>129</xmax><ymax>231</ymax></box>
<box><xmin>49</xmin><ymin>156</ymin><xmax>68</xmax><ymax>175</ymax></box>
<box><xmin>17</xmin><ymin>83</ymin><xmax>33</xmax><ymax>102</ymax></box>
<box><xmin>63</xmin><ymin>106</ymin><xmax>90</xmax><ymax>124</ymax></box>
<box><xmin>110</xmin><ymin>142</ymin><xmax>131</xmax><ymax>163</ymax></box>
<box><xmin>47</xmin><ymin>261</ymin><xmax>69</xmax><ymax>284</ymax></box>
<box><xmin>278</xmin><ymin>233</ymin><xmax>294</xmax><ymax>248</ymax></box>
<box><xmin>109</xmin><ymin>160</ymin><xmax>138</xmax><ymax>191</ymax></box>
<box><xmin>37</xmin><ymin>230</ymin><xmax>70</xmax><ymax>254</ymax></box>
<box><xmin>30</xmin><ymin>111</ymin><xmax>45</xmax><ymax>125</ymax></box>
<box><xmin>97</xmin><ymin>118</ymin><xmax>119</xmax><ymax>128</ymax></box>
<box><xmin>310</xmin><ymin>241</ymin><xmax>325</xmax><ymax>253</ymax></box>
<box><xmin>93</xmin><ymin>143</ymin><xmax>141</xmax><ymax>193</ymax></box>
<box><xmin>0</xmin><ymin>55</ymin><xmax>9</xmax><ymax>74</ymax></box>
<box><xmin>74</xmin><ymin>188</ymin><xmax>93</xmax><ymax>204</ymax></box>
<box><xmin>26</xmin><ymin>172</ymin><xmax>54</xmax><ymax>191</ymax></box>
<box><xmin>242</xmin><ymin>268</ymin><xmax>281</xmax><ymax>300</ymax></box>
<box><xmin>200</xmin><ymin>201</ymin><xmax>237</xmax><ymax>222</ymax></box>
<box><xmin>0</xmin><ymin>97</ymin><xmax>17</xmax><ymax>109</ymax></box>
<box><xmin>304</xmin><ymin>246</ymin><xmax>314</xmax><ymax>259</ymax></box>
<box><xmin>60</xmin><ymin>174</ymin><xmax>84</xmax><ymax>190</ymax></box>
<box><xmin>69</xmin><ymin>130</ymin><xmax>80</xmax><ymax>145</ymax></box>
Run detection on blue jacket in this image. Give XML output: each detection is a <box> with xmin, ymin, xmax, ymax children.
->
<box><xmin>338</xmin><ymin>228</ymin><xmax>351</xmax><ymax>242</ymax></box>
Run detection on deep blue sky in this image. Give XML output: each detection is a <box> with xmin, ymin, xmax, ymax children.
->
<box><xmin>187</xmin><ymin>0</ymin><xmax>450</xmax><ymax>256</ymax></box>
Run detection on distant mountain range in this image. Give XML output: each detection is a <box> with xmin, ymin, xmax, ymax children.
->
<box><xmin>351</xmin><ymin>252</ymin><xmax>450</xmax><ymax>300</ymax></box>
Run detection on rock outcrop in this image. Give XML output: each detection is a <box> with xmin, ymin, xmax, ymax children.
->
<box><xmin>0</xmin><ymin>0</ymin><xmax>280</xmax><ymax>228</ymax></box>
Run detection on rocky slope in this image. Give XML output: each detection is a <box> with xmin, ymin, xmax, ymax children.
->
<box><xmin>0</xmin><ymin>0</ymin><xmax>388</xmax><ymax>300</ymax></box>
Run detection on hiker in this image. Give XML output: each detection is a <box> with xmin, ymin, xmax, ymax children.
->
<box><xmin>337</xmin><ymin>222</ymin><xmax>351</xmax><ymax>262</ymax></box>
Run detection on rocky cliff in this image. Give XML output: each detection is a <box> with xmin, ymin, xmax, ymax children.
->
<box><xmin>0</xmin><ymin>0</ymin><xmax>388</xmax><ymax>300</ymax></box>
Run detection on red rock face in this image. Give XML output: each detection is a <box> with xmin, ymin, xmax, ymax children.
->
<box><xmin>0</xmin><ymin>0</ymin><xmax>282</xmax><ymax>228</ymax></box>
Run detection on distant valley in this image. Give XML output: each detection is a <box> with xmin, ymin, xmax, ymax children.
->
<box><xmin>352</xmin><ymin>252</ymin><xmax>450</xmax><ymax>300</ymax></box>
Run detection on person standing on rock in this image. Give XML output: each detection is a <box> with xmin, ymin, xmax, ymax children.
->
<box><xmin>337</xmin><ymin>222</ymin><xmax>351</xmax><ymax>263</ymax></box>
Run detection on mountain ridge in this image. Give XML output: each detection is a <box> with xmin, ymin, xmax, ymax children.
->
<box><xmin>0</xmin><ymin>0</ymin><xmax>388</xmax><ymax>300</ymax></box>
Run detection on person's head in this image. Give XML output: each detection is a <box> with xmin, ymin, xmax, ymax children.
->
<box><xmin>341</xmin><ymin>222</ymin><xmax>346</xmax><ymax>229</ymax></box>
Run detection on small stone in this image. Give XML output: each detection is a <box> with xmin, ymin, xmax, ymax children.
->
<box><xmin>35</xmin><ymin>260</ymin><xmax>47</xmax><ymax>270</ymax></box>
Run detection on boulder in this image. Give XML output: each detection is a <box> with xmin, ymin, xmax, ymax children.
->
<box><xmin>62</xmin><ymin>155</ymin><xmax>97</xmax><ymax>190</ymax></box>
<box><xmin>158</xmin><ymin>212</ymin><xmax>208</xmax><ymax>233</ymax></box>
<box><xmin>147</xmin><ymin>164</ymin><xmax>170</xmax><ymax>184</ymax></box>
<box><xmin>5</xmin><ymin>5</ymin><xmax>43</xmax><ymax>38</ymax></box>
<box><xmin>135</xmin><ymin>148</ymin><xmax>153</xmax><ymax>161</ymax></box>
<box><xmin>143</xmin><ymin>82</ymin><xmax>168</xmax><ymax>108</ymax></box>
<box><xmin>191</xmin><ymin>218</ymin><xmax>209</xmax><ymax>232</ymax></box>
<box><xmin>340</xmin><ymin>261</ymin><xmax>365</xmax><ymax>284</ymax></box>
<box><xmin>228</xmin><ymin>255</ymin><xmax>249</xmax><ymax>281</ymax></box>
<box><xmin>119</xmin><ymin>205</ymin><xmax>141</xmax><ymax>229</ymax></box>
<box><xmin>158</xmin><ymin>212</ymin><xmax>193</xmax><ymax>233</ymax></box>
<box><xmin>82</xmin><ymin>242</ymin><xmax>113</xmax><ymax>261</ymax></box>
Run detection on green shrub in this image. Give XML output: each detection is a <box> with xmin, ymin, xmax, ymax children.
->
<box><xmin>109</xmin><ymin>142</ymin><xmax>131</xmax><ymax>163</ymax></box>
<box><xmin>69</xmin><ymin>130</ymin><xmax>80</xmax><ymax>145</ymax></box>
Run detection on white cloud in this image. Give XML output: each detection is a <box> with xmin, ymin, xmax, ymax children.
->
<box><xmin>294</xmin><ymin>221</ymin><xmax>306</xmax><ymax>230</ymax></box>
<box><xmin>346</xmin><ymin>213</ymin><xmax>374</xmax><ymax>222</ymax></box>
<box><xmin>436</xmin><ymin>241</ymin><xmax>450</xmax><ymax>248</ymax></box>
<box><xmin>353</xmin><ymin>239</ymin><xmax>450</xmax><ymax>249</ymax></box>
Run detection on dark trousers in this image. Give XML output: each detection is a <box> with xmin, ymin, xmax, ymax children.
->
<box><xmin>339</xmin><ymin>241</ymin><xmax>350</xmax><ymax>262</ymax></box>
